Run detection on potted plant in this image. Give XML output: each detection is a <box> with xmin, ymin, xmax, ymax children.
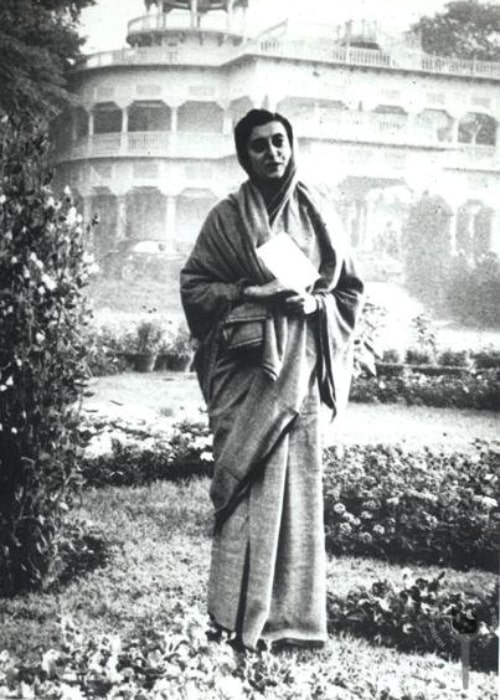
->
<box><xmin>133</xmin><ymin>318</ymin><xmax>165</xmax><ymax>372</ymax></box>
<box><xmin>164</xmin><ymin>325</ymin><xmax>194</xmax><ymax>371</ymax></box>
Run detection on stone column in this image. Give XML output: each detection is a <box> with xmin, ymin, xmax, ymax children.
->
<box><xmin>222</xmin><ymin>109</ymin><xmax>233</xmax><ymax>135</ymax></box>
<box><xmin>88</xmin><ymin>112</ymin><xmax>95</xmax><ymax>137</ymax></box>
<box><xmin>164</xmin><ymin>194</ymin><xmax>177</xmax><ymax>250</ymax></box>
<box><xmin>488</xmin><ymin>209</ymin><xmax>500</xmax><ymax>255</ymax></box>
<box><xmin>170</xmin><ymin>106</ymin><xmax>178</xmax><ymax>133</ymax></box>
<box><xmin>116</xmin><ymin>194</ymin><xmax>127</xmax><ymax>242</ymax></box>
<box><xmin>122</xmin><ymin>107</ymin><xmax>129</xmax><ymax>134</ymax></box>
<box><xmin>448</xmin><ymin>208</ymin><xmax>457</xmax><ymax>255</ymax></box>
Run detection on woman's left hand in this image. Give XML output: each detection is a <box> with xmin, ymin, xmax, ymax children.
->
<box><xmin>282</xmin><ymin>292</ymin><xmax>318</xmax><ymax>316</ymax></box>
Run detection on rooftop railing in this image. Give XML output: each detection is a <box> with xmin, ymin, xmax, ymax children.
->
<box><xmin>77</xmin><ymin>32</ymin><xmax>500</xmax><ymax>80</ymax></box>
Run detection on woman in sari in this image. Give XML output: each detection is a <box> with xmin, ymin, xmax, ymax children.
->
<box><xmin>180</xmin><ymin>109</ymin><xmax>364</xmax><ymax>651</ymax></box>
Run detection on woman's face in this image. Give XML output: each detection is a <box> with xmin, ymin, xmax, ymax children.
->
<box><xmin>246</xmin><ymin>121</ymin><xmax>292</xmax><ymax>181</ymax></box>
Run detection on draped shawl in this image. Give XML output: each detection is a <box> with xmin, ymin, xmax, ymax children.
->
<box><xmin>180</xmin><ymin>179</ymin><xmax>364</xmax><ymax>523</ymax></box>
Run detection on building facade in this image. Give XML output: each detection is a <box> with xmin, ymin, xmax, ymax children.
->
<box><xmin>53</xmin><ymin>0</ymin><xmax>500</xmax><ymax>274</ymax></box>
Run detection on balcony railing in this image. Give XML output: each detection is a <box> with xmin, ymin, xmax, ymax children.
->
<box><xmin>77</xmin><ymin>36</ymin><xmax>500</xmax><ymax>81</ymax></box>
<box><xmin>55</xmin><ymin>131</ymin><xmax>235</xmax><ymax>162</ymax></box>
<box><xmin>127</xmin><ymin>12</ymin><xmax>244</xmax><ymax>37</ymax></box>
<box><xmin>448</xmin><ymin>144</ymin><xmax>500</xmax><ymax>170</ymax></box>
<box><xmin>294</xmin><ymin>111</ymin><xmax>439</xmax><ymax>146</ymax></box>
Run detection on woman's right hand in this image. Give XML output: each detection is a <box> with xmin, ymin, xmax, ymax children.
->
<box><xmin>243</xmin><ymin>280</ymin><xmax>295</xmax><ymax>301</ymax></box>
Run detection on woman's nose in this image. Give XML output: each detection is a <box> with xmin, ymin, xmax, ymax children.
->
<box><xmin>267</xmin><ymin>142</ymin><xmax>279</xmax><ymax>157</ymax></box>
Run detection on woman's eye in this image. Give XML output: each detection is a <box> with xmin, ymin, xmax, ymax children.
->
<box><xmin>249</xmin><ymin>139</ymin><xmax>267</xmax><ymax>153</ymax></box>
<box><xmin>271</xmin><ymin>136</ymin><xmax>284</xmax><ymax>147</ymax></box>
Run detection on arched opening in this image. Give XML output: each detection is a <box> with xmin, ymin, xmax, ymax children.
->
<box><xmin>416</xmin><ymin>109</ymin><xmax>453</xmax><ymax>142</ymax></box>
<box><xmin>90</xmin><ymin>187</ymin><xmax>118</xmax><ymax>265</ymax></box>
<box><xmin>317</xmin><ymin>100</ymin><xmax>348</xmax><ymax>125</ymax></box>
<box><xmin>178</xmin><ymin>101</ymin><xmax>224</xmax><ymax>133</ymax></box>
<box><xmin>373</xmin><ymin>105</ymin><xmax>407</xmax><ymax>115</ymax></box>
<box><xmin>93</xmin><ymin>102</ymin><xmax>123</xmax><ymax>134</ymax></box>
<box><xmin>74</xmin><ymin>107</ymin><xmax>89</xmax><ymax>140</ymax></box>
<box><xmin>175</xmin><ymin>188</ymin><xmax>217</xmax><ymax>253</ymax></box>
<box><xmin>125</xmin><ymin>187</ymin><xmax>166</xmax><ymax>241</ymax></box>
<box><xmin>456</xmin><ymin>200</ymin><xmax>493</xmax><ymax>258</ymax></box>
<box><xmin>458</xmin><ymin>112</ymin><xmax>496</xmax><ymax>145</ymax></box>
<box><xmin>228</xmin><ymin>97</ymin><xmax>253</xmax><ymax>128</ymax></box>
<box><xmin>128</xmin><ymin>100</ymin><xmax>171</xmax><ymax>132</ymax></box>
<box><xmin>277</xmin><ymin>97</ymin><xmax>316</xmax><ymax>129</ymax></box>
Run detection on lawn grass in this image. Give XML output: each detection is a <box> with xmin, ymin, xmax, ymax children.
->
<box><xmin>85</xmin><ymin>371</ymin><xmax>500</xmax><ymax>450</ymax></box>
<box><xmin>1</xmin><ymin>477</ymin><xmax>496</xmax><ymax>698</ymax></box>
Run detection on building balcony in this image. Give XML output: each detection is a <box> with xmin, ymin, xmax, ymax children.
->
<box><xmin>54</xmin><ymin>131</ymin><xmax>235</xmax><ymax>162</ymax></box>
<box><xmin>294</xmin><ymin>111</ymin><xmax>441</xmax><ymax>147</ymax></box>
<box><xmin>55</xmin><ymin>119</ymin><xmax>499</xmax><ymax>168</ymax></box>
<box><xmin>127</xmin><ymin>12</ymin><xmax>245</xmax><ymax>41</ymax></box>
<box><xmin>447</xmin><ymin>144</ymin><xmax>500</xmax><ymax>171</ymax></box>
<box><xmin>76</xmin><ymin>39</ymin><xmax>500</xmax><ymax>81</ymax></box>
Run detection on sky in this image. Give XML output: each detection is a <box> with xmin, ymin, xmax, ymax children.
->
<box><xmin>79</xmin><ymin>0</ymin><xmax>451</xmax><ymax>53</ymax></box>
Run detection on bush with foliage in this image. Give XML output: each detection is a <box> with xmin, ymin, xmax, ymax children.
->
<box><xmin>350</xmin><ymin>368</ymin><xmax>499</xmax><ymax>409</ymax></box>
<box><xmin>402</xmin><ymin>193</ymin><xmax>452</xmax><ymax>309</ymax></box>
<box><xmin>323</xmin><ymin>442</ymin><xmax>499</xmax><ymax>571</ymax></box>
<box><xmin>0</xmin><ymin>118</ymin><xmax>92</xmax><ymax>594</ymax></box>
<box><xmin>445</xmin><ymin>252</ymin><xmax>500</xmax><ymax>327</ymax></box>
<box><xmin>81</xmin><ymin>417</ymin><xmax>213</xmax><ymax>487</ymax></box>
<box><xmin>328</xmin><ymin>572</ymin><xmax>498</xmax><ymax>672</ymax></box>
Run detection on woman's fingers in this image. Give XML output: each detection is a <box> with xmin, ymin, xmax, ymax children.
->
<box><xmin>283</xmin><ymin>293</ymin><xmax>317</xmax><ymax>315</ymax></box>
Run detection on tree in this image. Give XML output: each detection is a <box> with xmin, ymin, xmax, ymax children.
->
<box><xmin>402</xmin><ymin>192</ymin><xmax>452</xmax><ymax>309</ymax></box>
<box><xmin>413</xmin><ymin>1</ymin><xmax>500</xmax><ymax>62</ymax></box>
<box><xmin>0</xmin><ymin>0</ymin><xmax>95</xmax><ymax>124</ymax></box>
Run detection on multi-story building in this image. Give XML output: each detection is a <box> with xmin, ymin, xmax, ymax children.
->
<box><xmin>53</xmin><ymin>0</ymin><xmax>500</xmax><ymax>275</ymax></box>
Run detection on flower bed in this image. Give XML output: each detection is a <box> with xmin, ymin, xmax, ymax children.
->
<box><xmin>81</xmin><ymin>416</ymin><xmax>498</xmax><ymax>573</ymax></box>
<box><xmin>1</xmin><ymin>588</ymin><xmax>496</xmax><ymax>699</ymax></box>
<box><xmin>328</xmin><ymin>571</ymin><xmax>498</xmax><ymax>672</ymax></box>
<box><xmin>350</xmin><ymin>369</ymin><xmax>499</xmax><ymax>410</ymax></box>
<box><xmin>323</xmin><ymin>443</ymin><xmax>499</xmax><ymax>572</ymax></box>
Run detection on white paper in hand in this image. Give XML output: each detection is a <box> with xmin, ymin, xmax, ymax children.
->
<box><xmin>256</xmin><ymin>232</ymin><xmax>320</xmax><ymax>292</ymax></box>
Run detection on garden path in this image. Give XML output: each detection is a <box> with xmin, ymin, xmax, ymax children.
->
<box><xmin>85</xmin><ymin>372</ymin><xmax>499</xmax><ymax>451</ymax></box>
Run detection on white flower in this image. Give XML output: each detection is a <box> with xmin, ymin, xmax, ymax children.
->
<box><xmin>28</xmin><ymin>252</ymin><xmax>37</xmax><ymax>262</ymax></box>
<box><xmin>66</xmin><ymin>206</ymin><xmax>78</xmax><ymax>226</ymax></box>
<box><xmin>200</xmin><ymin>451</ymin><xmax>213</xmax><ymax>462</ymax></box>
<box><xmin>10</xmin><ymin>256</ymin><xmax>18</xmax><ymax>264</ymax></box>
<box><xmin>473</xmin><ymin>495</ymin><xmax>497</xmax><ymax>510</ymax></box>
<box><xmin>11</xmin><ymin>427</ymin><xmax>17</xmax><ymax>434</ymax></box>
<box><xmin>41</xmin><ymin>273</ymin><xmax>57</xmax><ymax>291</ymax></box>
<box><xmin>35</xmin><ymin>332</ymin><xmax>46</xmax><ymax>345</ymax></box>
<box><xmin>41</xmin><ymin>649</ymin><xmax>60</xmax><ymax>678</ymax></box>
<box><xmin>45</xmin><ymin>196</ymin><xmax>56</xmax><ymax>210</ymax></box>
<box><xmin>0</xmin><ymin>386</ymin><xmax>6</xmax><ymax>393</ymax></box>
<box><xmin>22</xmin><ymin>267</ymin><xmax>30</xmax><ymax>279</ymax></box>
<box><xmin>5</xmin><ymin>376</ymin><xmax>13</xmax><ymax>387</ymax></box>
<box><xmin>63</xmin><ymin>185</ymin><xmax>72</xmax><ymax>197</ymax></box>
<box><xmin>0</xmin><ymin>194</ymin><xmax>6</xmax><ymax>205</ymax></box>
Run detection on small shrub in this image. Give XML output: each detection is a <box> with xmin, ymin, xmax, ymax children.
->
<box><xmin>381</xmin><ymin>348</ymin><xmax>401</xmax><ymax>363</ymax></box>
<box><xmin>405</xmin><ymin>348</ymin><xmax>434</xmax><ymax>365</ymax></box>
<box><xmin>438</xmin><ymin>349</ymin><xmax>470</xmax><ymax>367</ymax></box>
<box><xmin>473</xmin><ymin>347</ymin><xmax>500</xmax><ymax>369</ymax></box>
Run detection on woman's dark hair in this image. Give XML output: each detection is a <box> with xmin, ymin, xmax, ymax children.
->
<box><xmin>234</xmin><ymin>109</ymin><xmax>293</xmax><ymax>172</ymax></box>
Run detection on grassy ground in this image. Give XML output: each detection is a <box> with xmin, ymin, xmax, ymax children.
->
<box><xmin>0</xmin><ymin>478</ymin><xmax>496</xmax><ymax>698</ymax></box>
<box><xmin>85</xmin><ymin>371</ymin><xmax>500</xmax><ymax>450</ymax></box>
